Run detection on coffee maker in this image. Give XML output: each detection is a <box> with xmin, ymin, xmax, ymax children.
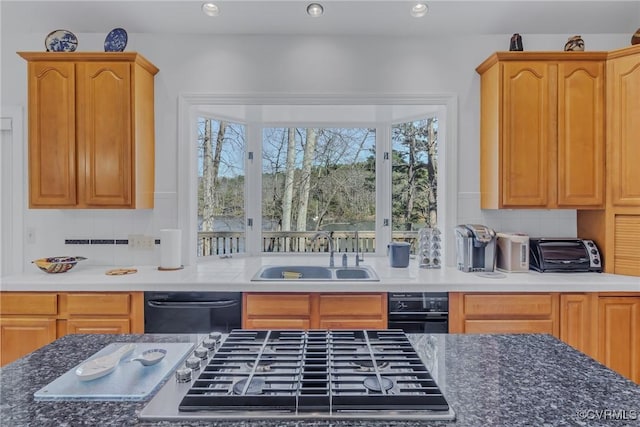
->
<box><xmin>455</xmin><ymin>224</ymin><xmax>497</xmax><ymax>272</ymax></box>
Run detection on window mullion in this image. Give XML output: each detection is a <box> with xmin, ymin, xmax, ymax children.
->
<box><xmin>244</xmin><ymin>123</ymin><xmax>262</xmax><ymax>255</ymax></box>
<box><xmin>376</xmin><ymin>123</ymin><xmax>392</xmax><ymax>256</ymax></box>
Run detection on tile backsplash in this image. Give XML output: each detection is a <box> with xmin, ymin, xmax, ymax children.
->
<box><xmin>20</xmin><ymin>193</ymin><xmax>177</xmax><ymax>272</ymax></box>
<box><xmin>457</xmin><ymin>192</ymin><xmax>577</xmax><ymax>237</ymax></box>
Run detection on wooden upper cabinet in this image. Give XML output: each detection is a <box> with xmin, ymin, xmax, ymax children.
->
<box><xmin>477</xmin><ymin>52</ymin><xmax>606</xmax><ymax>209</ymax></box>
<box><xmin>18</xmin><ymin>52</ymin><xmax>158</xmax><ymax>209</ymax></box>
<box><xmin>26</xmin><ymin>60</ymin><xmax>77</xmax><ymax>206</ymax></box>
<box><xmin>608</xmin><ymin>46</ymin><xmax>640</xmax><ymax>207</ymax></box>
<box><xmin>557</xmin><ymin>61</ymin><xmax>605</xmax><ymax>207</ymax></box>
<box><xmin>501</xmin><ymin>61</ymin><xmax>552</xmax><ymax>207</ymax></box>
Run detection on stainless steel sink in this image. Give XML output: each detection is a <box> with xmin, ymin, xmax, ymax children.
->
<box><xmin>252</xmin><ymin>265</ymin><xmax>379</xmax><ymax>281</ymax></box>
<box><xmin>334</xmin><ymin>268</ymin><xmax>371</xmax><ymax>279</ymax></box>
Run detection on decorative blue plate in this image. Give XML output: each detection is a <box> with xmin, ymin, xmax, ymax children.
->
<box><xmin>104</xmin><ymin>28</ymin><xmax>128</xmax><ymax>52</ymax></box>
<box><xmin>45</xmin><ymin>29</ymin><xmax>78</xmax><ymax>52</ymax></box>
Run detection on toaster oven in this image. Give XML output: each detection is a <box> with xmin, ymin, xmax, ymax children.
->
<box><xmin>529</xmin><ymin>238</ymin><xmax>602</xmax><ymax>273</ymax></box>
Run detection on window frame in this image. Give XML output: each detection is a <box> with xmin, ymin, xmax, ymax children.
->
<box><xmin>178</xmin><ymin>94</ymin><xmax>458</xmax><ymax>266</ymax></box>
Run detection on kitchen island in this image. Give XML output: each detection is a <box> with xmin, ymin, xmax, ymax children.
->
<box><xmin>1</xmin><ymin>332</ymin><xmax>639</xmax><ymax>426</ymax></box>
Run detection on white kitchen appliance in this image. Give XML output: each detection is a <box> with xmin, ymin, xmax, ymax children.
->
<box><xmin>496</xmin><ymin>232</ymin><xmax>530</xmax><ymax>272</ymax></box>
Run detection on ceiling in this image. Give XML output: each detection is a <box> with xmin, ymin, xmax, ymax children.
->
<box><xmin>2</xmin><ymin>0</ymin><xmax>639</xmax><ymax>37</ymax></box>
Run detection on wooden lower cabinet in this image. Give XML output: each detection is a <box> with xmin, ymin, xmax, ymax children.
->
<box><xmin>597</xmin><ymin>296</ymin><xmax>640</xmax><ymax>384</ymax></box>
<box><xmin>0</xmin><ymin>317</ymin><xmax>57</xmax><ymax>366</ymax></box>
<box><xmin>243</xmin><ymin>293</ymin><xmax>312</xmax><ymax>330</ymax></box>
<box><xmin>449</xmin><ymin>292</ymin><xmax>559</xmax><ymax>336</ymax></box>
<box><xmin>0</xmin><ymin>291</ymin><xmax>143</xmax><ymax>366</ymax></box>
<box><xmin>65</xmin><ymin>318</ymin><xmax>131</xmax><ymax>334</ymax></box>
<box><xmin>243</xmin><ymin>292</ymin><xmax>387</xmax><ymax>330</ymax></box>
<box><xmin>559</xmin><ymin>293</ymin><xmax>597</xmax><ymax>358</ymax></box>
<box><xmin>451</xmin><ymin>292</ymin><xmax>639</xmax><ymax>384</ymax></box>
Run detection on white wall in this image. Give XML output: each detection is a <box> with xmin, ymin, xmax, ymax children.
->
<box><xmin>0</xmin><ymin>27</ymin><xmax>630</xmax><ymax>273</ymax></box>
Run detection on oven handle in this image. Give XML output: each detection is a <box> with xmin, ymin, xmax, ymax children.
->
<box><xmin>389</xmin><ymin>311</ymin><xmax>448</xmax><ymax>316</ymax></box>
<box><xmin>147</xmin><ymin>299</ymin><xmax>239</xmax><ymax>309</ymax></box>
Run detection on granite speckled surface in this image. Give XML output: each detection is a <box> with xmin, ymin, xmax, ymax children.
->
<box><xmin>1</xmin><ymin>333</ymin><xmax>639</xmax><ymax>426</ymax></box>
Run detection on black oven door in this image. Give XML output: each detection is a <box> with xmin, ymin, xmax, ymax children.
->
<box><xmin>388</xmin><ymin>314</ymin><xmax>449</xmax><ymax>334</ymax></box>
<box><xmin>144</xmin><ymin>291</ymin><xmax>241</xmax><ymax>333</ymax></box>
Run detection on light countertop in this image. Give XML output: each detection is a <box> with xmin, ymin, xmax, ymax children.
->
<box><xmin>2</xmin><ymin>255</ymin><xmax>638</xmax><ymax>293</ymax></box>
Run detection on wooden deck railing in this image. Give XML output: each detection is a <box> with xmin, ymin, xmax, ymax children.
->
<box><xmin>197</xmin><ymin>231</ymin><xmax>418</xmax><ymax>257</ymax></box>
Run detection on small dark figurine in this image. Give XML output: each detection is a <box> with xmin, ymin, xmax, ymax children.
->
<box><xmin>564</xmin><ymin>35</ymin><xmax>585</xmax><ymax>51</ymax></box>
<box><xmin>632</xmin><ymin>28</ymin><xmax>640</xmax><ymax>45</ymax></box>
<box><xmin>509</xmin><ymin>33</ymin><xmax>523</xmax><ymax>51</ymax></box>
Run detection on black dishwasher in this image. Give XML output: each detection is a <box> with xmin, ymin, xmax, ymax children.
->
<box><xmin>144</xmin><ymin>292</ymin><xmax>242</xmax><ymax>333</ymax></box>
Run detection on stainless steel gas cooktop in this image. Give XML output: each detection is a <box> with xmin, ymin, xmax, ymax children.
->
<box><xmin>139</xmin><ymin>329</ymin><xmax>455</xmax><ymax>421</ymax></box>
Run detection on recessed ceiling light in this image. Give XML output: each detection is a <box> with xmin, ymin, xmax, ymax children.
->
<box><xmin>411</xmin><ymin>3</ymin><xmax>428</xmax><ymax>18</ymax></box>
<box><xmin>307</xmin><ymin>3</ymin><xmax>324</xmax><ymax>18</ymax></box>
<box><xmin>202</xmin><ymin>2</ymin><xmax>220</xmax><ymax>17</ymax></box>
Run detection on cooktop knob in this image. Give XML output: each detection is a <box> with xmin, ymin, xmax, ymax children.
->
<box><xmin>194</xmin><ymin>347</ymin><xmax>209</xmax><ymax>359</ymax></box>
<box><xmin>185</xmin><ymin>356</ymin><xmax>201</xmax><ymax>370</ymax></box>
<box><xmin>209</xmin><ymin>331</ymin><xmax>223</xmax><ymax>342</ymax></box>
<box><xmin>202</xmin><ymin>338</ymin><xmax>216</xmax><ymax>349</ymax></box>
<box><xmin>175</xmin><ymin>368</ymin><xmax>192</xmax><ymax>383</ymax></box>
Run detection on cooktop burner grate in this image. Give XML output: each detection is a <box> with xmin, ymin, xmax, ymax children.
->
<box><xmin>178</xmin><ymin>329</ymin><xmax>451</xmax><ymax>415</ymax></box>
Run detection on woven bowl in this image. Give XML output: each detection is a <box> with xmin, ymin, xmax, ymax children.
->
<box><xmin>32</xmin><ymin>256</ymin><xmax>87</xmax><ymax>273</ymax></box>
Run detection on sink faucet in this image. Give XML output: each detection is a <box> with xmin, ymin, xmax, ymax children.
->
<box><xmin>312</xmin><ymin>231</ymin><xmax>334</xmax><ymax>267</ymax></box>
<box><xmin>354</xmin><ymin>230</ymin><xmax>364</xmax><ymax>266</ymax></box>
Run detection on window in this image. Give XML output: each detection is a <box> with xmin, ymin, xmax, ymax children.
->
<box><xmin>392</xmin><ymin>118</ymin><xmax>438</xmax><ymax>232</ymax></box>
<box><xmin>197</xmin><ymin>117</ymin><xmax>246</xmax><ymax>255</ymax></box>
<box><xmin>262</xmin><ymin>127</ymin><xmax>376</xmax><ymax>253</ymax></box>
<box><xmin>179</xmin><ymin>96</ymin><xmax>457</xmax><ymax>266</ymax></box>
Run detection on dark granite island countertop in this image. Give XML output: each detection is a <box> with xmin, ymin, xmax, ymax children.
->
<box><xmin>1</xmin><ymin>333</ymin><xmax>639</xmax><ymax>426</ymax></box>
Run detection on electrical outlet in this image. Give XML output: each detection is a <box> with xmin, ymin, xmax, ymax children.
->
<box><xmin>128</xmin><ymin>234</ymin><xmax>141</xmax><ymax>249</ymax></box>
<box><xmin>128</xmin><ymin>234</ymin><xmax>155</xmax><ymax>250</ymax></box>
<box><xmin>140</xmin><ymin>235</ymin><xmax>155</xmax><ymax>250</ymax></box>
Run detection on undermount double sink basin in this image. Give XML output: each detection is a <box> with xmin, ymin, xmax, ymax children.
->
<box><xmin>252</xmin><ymin>265</ymin><xmax>379</xmax><ymax>281</ymax></box>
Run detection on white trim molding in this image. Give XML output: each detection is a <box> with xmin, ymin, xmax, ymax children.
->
<box><xmin>0</xmin><ymin>106</ymin><xmax>25</xmax><ymax>276</ymax></box>
<box><xmin>178</xmin><ymin>93</ymin><xmax>458</xmax><ymax>267</ymax></box>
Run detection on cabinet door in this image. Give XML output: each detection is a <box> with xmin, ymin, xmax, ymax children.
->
<box><xmin>464</xmin><ymin>319</ymin><xmax>554</xmax><ymax>334</ymax></box>
<box><xmin>501</xmin><ymin>62</ymin><xmax>553</xmax><ymax>207</ymax></box>
<box><xmin>609</xmin><ymin>53</ymin><xmax>640</xmax><ymax>206</ymax></box>
<box><xmin>598</xmin><ymin>297</ymin><xmax>640</xmax><ymax>383</ymax></box>
<box><xmin>0</xmin><ymin>293</ymin><xmax>58</xmax><ymax>315</ymax></box>
<box><xmin>243</xmin><ymin>293</ymin><xmax>312</xmax><ymax>329</ymax></box>
<box><xmin>613</xmin><ymin>215</ymin><xmax>640</xmax><ymax>276</ymax></box>
<box><xmin>66</xmin><ymin>293</ymin><xmax>131</xmax><ymax>315</ymax></box>
<box><xmin>560</xmin><ymin>293</ymin><xmax>596</xmax><ymax>358</ymax></box>
<box><xmin>318</xmin><ymin>294</ymin><xmax>387</xmax><ymax>330</ymax></box>
<box><xmin>557</xmin><ymin>61</ymin><xmax>605</xmax><ymax>207</ymax></box>
<box><xmin>0</xmin><ymin>317</ymin><xmax>57</xmax><ymax>366</ymax></box>
<box><xmin>65</xmin><ymin>318</ymin><xmax>130</xmax><ymax>334</ymax></box>
<box><xmin>76</xmin><ymin>62</ymin><xmax>132</xmax><ymax>207</ymax></box>
<box><xmin>450</xmin><ymin>293</ymin><xmax>559</xmax><ymax>336</ymax></box>
<box><xmin>27</xmin><ymin>61</ymin><xmax>76</xmax><ymax>207</ymax></box>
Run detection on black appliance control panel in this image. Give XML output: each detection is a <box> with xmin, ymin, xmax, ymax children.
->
<box><xmin>388</xmin><ymin>292</ymin><xmax>449</xmax><ymax>313</ymax></box>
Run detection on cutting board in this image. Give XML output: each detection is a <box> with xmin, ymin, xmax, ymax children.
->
<box><xmin>34</xmin><ymin>342</ymin><xmax>194</xmax><ymax>401</ymax></box>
